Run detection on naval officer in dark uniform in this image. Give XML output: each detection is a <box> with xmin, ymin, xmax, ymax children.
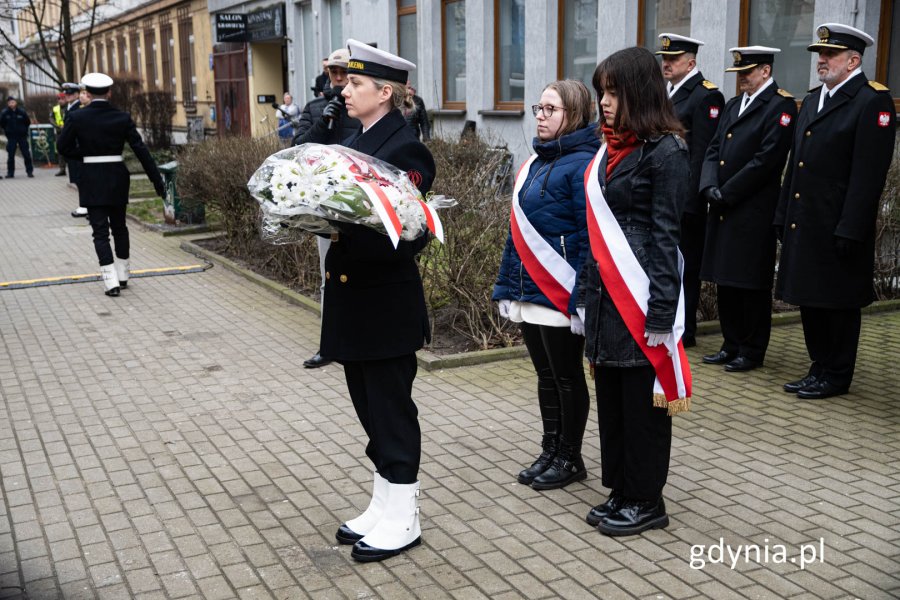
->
<box><xmin>656</xmin><ymin>33</ymin><xmax>724</xmax><ymax>347</ymax></box>
<box><xmin>61</xmin><ymin>82</ymin><xmax>88</xmax><ymax>218</ymax></box>
<box><xmin>775</xmin><ymin>24</ymin><xmax>895</xmax><ymax>399</ymax></box>
<box><xmin>57</xmin><ymin>73</ymin><xmax>166</xmax><ymax>296</ymax></box>
<box><xmin>324</xmin><ymin>40</ymin><xmax>435</xmax><ymax>563</ymax></box>
<box><xmin>699</xmin><ymin>47</ymin><xmax>796</xmax><ymax>373</ymax></box>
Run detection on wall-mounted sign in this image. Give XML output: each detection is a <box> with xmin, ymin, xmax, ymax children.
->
<box><xmin>215</xmin><ymin>6</ymin><xmax>286</xmax><ymax>43</ymax></box>
<box><xmin>257</xmin><ymin>95</ymin><xmax>276</xmax><ymax>104</ymax></box>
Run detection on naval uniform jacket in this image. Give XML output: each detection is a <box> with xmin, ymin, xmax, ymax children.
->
<box><xmin>57</xmin><ymin>100</ymin><xmax>163</xmax><ymax>208</ymax></box>
<box><xmin>670</xmin><ymin>71</ymin><xmax>725</xmax><ymax>213</ymax></box>
<box><xmin>320</xmin><ymin>108</ymin><xmax>437</xmax><ymax>362</ymax></box>
<box><xmin>699</xmin><ymin>82</ymin><xmax>796</xmax><ymax>290</ymax></box>
<box><xmin>774</xmin><ymin>74</ymin><xmax>896</xmax><ymax>309</ymax></box>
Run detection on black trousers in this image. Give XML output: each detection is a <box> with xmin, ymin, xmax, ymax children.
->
<box><xmin>680</xmin><ymin>212</ymin><xmax>706</xmax><ymax>341</ymax></box>
<box><xmin>87</xmin><ymin>206</ymin><xmax>129</xmax><ymax>266</ymax></box>
<box><xmin>717</xmin><ymin>285</ymin><xmax>772</xmax><ymax>363</ymax></box>
<box><xmin>595</xmin><ymin>364</ymin><xmax>671</xmax><ymax>501</ymax></box>
<box><xmin>343</xmin><ymin>354</ymin><xmax>420</xmax><ymax>484</ymax></box>
<box><xmin>800</xmin><ymin>306</ymin><xmax>861</xmax><ymax>388</ymax></box>
<box><xmin>522</xmin><ymin>323</ymin><xmax>589</xmax><ymax>449</ymax></box>
<box><xmin>6</xmin><ymin>137</ymin><xmax>33</xmax><ymax>175</ymax></box>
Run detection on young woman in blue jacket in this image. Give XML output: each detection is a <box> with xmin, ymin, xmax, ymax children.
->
<box><xmin>493</xmin><ymin>80</ymin><xmax>600</xmax><ymax>490</ymax></box>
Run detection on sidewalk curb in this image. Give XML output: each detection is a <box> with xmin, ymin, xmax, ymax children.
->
<box><xmin>180</xmin><ymin>236</ymin><xmax>900</xmax><ymax>371</ymax></box>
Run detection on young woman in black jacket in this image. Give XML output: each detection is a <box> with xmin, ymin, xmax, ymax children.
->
<box><xmin>577</xmin><ymin>47</ymin><xmax>691</xmax><ymax>536</ymax></box>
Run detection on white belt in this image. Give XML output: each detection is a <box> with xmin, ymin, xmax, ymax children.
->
<box><xmin>83</xmin><ymin>155</ymin><xmax>124</xmax><ymax>163</ymax></box>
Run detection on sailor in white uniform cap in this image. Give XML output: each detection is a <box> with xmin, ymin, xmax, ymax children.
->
<box><xmin>57</xmin><ymin>73</ymin><xmax>166</xmax><ymax>297</ymax></box>
<box><xmin>325</xmin><ymin>39</ymin><xmax>436</xmax><ymax>564</ymax></box>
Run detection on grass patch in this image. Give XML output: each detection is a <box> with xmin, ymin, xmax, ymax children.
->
<box><xmin>127</xmin><ymin>197</ymin><xmax>165</xmax><ymax>224</ymax></box>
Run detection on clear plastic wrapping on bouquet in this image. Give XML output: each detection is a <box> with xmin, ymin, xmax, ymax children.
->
<box><xmin>247</xmin><ymin>143</ymin><xmax>456</xmax><ymax>247</ymax></box>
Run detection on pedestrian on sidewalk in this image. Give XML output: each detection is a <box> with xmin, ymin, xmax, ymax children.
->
<box><xmin>62</xmin><ymin>82</ymin><xmax>87</xmax><ymax>216</ymax></box>
<box><xmin>293</xmin><ymin>47</ymin><xmax>361</xmax><ymax>370</ymax></box>
<box><xmin>57</xmin><ymin>73</ymin><xmax>166</xmax><ymax>297</ymax></box>
<box><xmin>774</xmin><ymin>23</ymin><xmax>895</xmax><ymax>400</ymax></box>
<box><xmin>51</xmin><ymin>92</ymin><xmax>67</xmax><ymax>176</ymax></box>
<box><xmin>492</xmin><ymin>79</ymin><xmax>598</xmax><ymax>491</ymax></box>
<box><xmin>0</xmin><ymin>97</ymin><xmax>34</xmax><ymax>178</ymax></box>
<box><xmin>325</xmin><ymin>39</ymin><xmax>435</xmax><ymax>564</ymax></box>
<box><xmin>578</xmin><ymin>47</ymin><xmax>690</xmax><ymax>537</ymax></box>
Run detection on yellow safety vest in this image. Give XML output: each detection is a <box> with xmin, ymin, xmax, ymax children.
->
<box><xmin>52</xmin><ymin>104</ymin><xmax>64</xmax><ymax>127</ymax></box>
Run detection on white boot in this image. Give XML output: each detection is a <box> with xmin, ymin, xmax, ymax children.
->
<box><xmin>336</xmin><ymin>472</ymin><xmax>389</xmax><ymax>544</ymax></box>
<box><xmin>99</xmin><ymin>264</ymin><xmax>120</xmax><ymax>297</ymax></box>
<box><xmin>115</xmin><ymin>258</ymin><xmax>130</xmax><ymax>289</ymax></box>
<box><xmin>351</xmin><ymin>481</ymin><xmax>421</xmax><ymax>562</ymax></box>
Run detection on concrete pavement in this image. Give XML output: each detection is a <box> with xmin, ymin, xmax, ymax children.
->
<box><xmin>1</xmin><ymin>164</ymin><xmax>899</xmax><ymax>599</ymax></box>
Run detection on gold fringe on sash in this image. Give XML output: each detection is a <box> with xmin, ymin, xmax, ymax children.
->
<box><xmin>654</xmin><ymin>393</ymin><xmax>691</xmax><ymax>416</ymax></box>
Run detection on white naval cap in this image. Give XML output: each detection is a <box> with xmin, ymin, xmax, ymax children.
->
<box><xmin>656</xmin><ymin>33</ymin><xmax>705</xmax><ymax>55</ymax></box>
<box><xmin>81</xmin><ymin>72</ymin><xmax>114</xmax><ymax>94</ymax></box>
<box><xmin>725</xmin><ymin>46</ymin><xmax>781</xmax><ymax>72</ymax></box>
<box><xmin>808</xmin><ymin>23</ymin><xmax>874</xmax><ymax>54</ymax></box>
<box><xmin>346</xmin><ymin>39</ymin><xmax>415</xmax><ymax>83</ymax></box>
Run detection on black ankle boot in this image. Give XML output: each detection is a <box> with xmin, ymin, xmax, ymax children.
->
<box><xmin>586</xmin><ymin>490</ymin><xmax>624</xmax><ymax>526</ymax></box>
<box><xmin>597</xmin><ymin>497</ymin><xmax>669</xmax><ymax>536</ymax></box>
<box><xmin>530</xmin><ymin>443</ymin><xmax>586</xmax><ymax>490</ymax></box>
<box><xmin>517</xmin><ymin>434</ymin><xmax>557</xmax><ymax>485</ymax></box>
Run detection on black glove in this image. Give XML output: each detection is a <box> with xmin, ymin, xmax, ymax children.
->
<box><xmin>834</xmin><ymin>236</ymin><xmax>858</xmax><ymax>259</ymax></box>
<box><xmin>774</xmin><ymin>225</ymin><xmax>784</xmax><ymax>242</ymax></box>
<box><xmin>702</xmin><ymin>186</ymin><xmax>724</xmax><ymax>207</ymax></box>
<box><xmin>154</xmin><ymin>180</ymin><xmax>166</xmax><ymax>199</ymax></box>
<box><xmin>322</xmin><ymin>97</ymin><xmax>343</xmax><ymax>124</ymax></box>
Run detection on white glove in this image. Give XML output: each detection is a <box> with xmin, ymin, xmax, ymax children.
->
<box><xmin>644</xmin><ymin>330</ymin><xmax>672</xmax><ymax>348</ymax></box>
<box><xmin>498</xmin><ymin>299</ymin><xmax>511</xmax><ymax>319</ymax></box>
<box><xmin>570</xmin><ymin>315</ymin><xmax>585</xmax><ymax>336</ymax></box>
<box><xmin>576</xmin><ymin>307</ymin><xmax>586</xmax><ymax>324</ymax></box>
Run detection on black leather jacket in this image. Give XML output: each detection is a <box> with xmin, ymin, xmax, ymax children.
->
<box><xmin>577</xmin><ymin>133</ymin><xmax>689</xmax><ymax>367</ymax></box>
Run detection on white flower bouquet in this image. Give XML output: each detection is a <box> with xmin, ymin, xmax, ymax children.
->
<box><xmin>247</xmin><ymin>143</ymin><xmax>455</xmax><ymax>247</ymax></box>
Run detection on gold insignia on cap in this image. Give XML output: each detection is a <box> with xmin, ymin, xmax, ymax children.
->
<box><xmin>347</xmin><ymin>60</ymin><xmax>365</xmax><ymax>70</ymax></box>
<box><xmin>733</xmin><ymin>51</ymin><xmax>742</xmax><ymax>62</ymax></box>
<box><xmin>817</xmin><ymin>26</ymin><xmax>829</xmax><ymax>42</ymax></box>
<box><xmin>661</xmin><ymin>36</ymin><xmax>671</xmax><ymax>49</ymax></box>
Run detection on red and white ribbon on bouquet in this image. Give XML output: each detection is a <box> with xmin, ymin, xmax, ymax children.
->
<box><xmin>583</xmin><ymin>144</ymin><xmax>692</xmax><ymax>414</ymax></box>
<box><xmin>509</xmin><ymin>155</ymin><xmax>577</xmax><ymax>316</ymax></box>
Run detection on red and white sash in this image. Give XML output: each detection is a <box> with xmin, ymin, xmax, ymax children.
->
<box><xmin>583</xmin><ymin>145</ymin><xmax>692</xmax><ymax>414</ymax></box>
<box><xmin>509</xmin><ymin>155</ymin><xmax>577</xmax><ymax>315</ymax></box>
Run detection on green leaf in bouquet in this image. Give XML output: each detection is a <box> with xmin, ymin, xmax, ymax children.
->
<box><xmin>319</xmin><ymin>187</ymin><xmax>373</xmax><ymax>219</ymax></box>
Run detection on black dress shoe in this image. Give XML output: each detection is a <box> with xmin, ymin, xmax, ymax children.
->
<box><xmin>586</xmin><ymin>490</ymin><xmax>624</xmax><ymax>527</ymax></box>
<box><xmin>104</xmin><ymin>287</ymin><xmax>120</xmax><ymax>297</ymax></box>
<box><xmin>26</xmin><ymin>173</ymin><xmax>33</xmax><ymax>178</ymax></box>
<box><xmin>598</xmin><ymin>497</ymin><xmax>669</xmax><ymax>536</ymax></box>
<box><xmin>796</xmin><ymin>380</ymin><xmax>849</xmax><ymax>400</ymax></box>
<box><xmin>351</xmin><ymin>536</ymin><xmax>421</xmax><ymax>562</ymax></box>
<box><xmin>335</xmin><ymin>523</ymin><xmax>364</xmax><ymax>545</ymax></box>
<box><xmin>682</xmin><ymin>336</ymin><xmax>696</xmax><ymax>348</ymax></box>
<box><xmin>783</xmin><ymin>374</ymin><xmax>818</xmax><ymax>393</ymax></box>
<box><xmin>724</xmin><ymin>356</ymin><xmax>761</xmax><ymax>372</ymax></box>
<box><xmin>303</xmin><ymin>352</ymin><xmax>331</xmax><ymax>368</ymax></box>
<box><xmin>702</xmin><ymin>350</ymin><xmax>736</xmax><ymax>365</ymax></box>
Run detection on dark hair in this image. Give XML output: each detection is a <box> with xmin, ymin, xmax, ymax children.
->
<box><xmin>544</xmin><ymin>79</ymin><xmax>595</xmax><ymax>137</ymax></box>
<box><xmin>592</xmin><ymin>46</ymin><xmax>684</xmax><ymax>139</ymax></box>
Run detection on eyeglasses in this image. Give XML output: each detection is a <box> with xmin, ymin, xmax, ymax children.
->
<box><xmin>531</xmin><ymin>104</ymin><xmax>562</xmax><ymax>118</ymax></box>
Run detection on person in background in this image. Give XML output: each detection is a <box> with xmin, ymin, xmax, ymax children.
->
<box><xmin>699</xmin><ymin>46</ymin><xmax>796</xmax><ymax>373</ymax></box>
<box><xmin>328</xmin><ymin>39</ymin><xmax>436</xmax><ymax>564</ymax></box>
<box><xmin>62</xmin><ymin>83</ymin><xmax>87</xmax><ymax>216</ymax></box>
<box><xmin>774</xmin><ymin>23</ymin><xmax>895</xmax><ymax>400</ymax></box>
<box><xmin>51</xmin><ymin>92</ymin><xmax>67</xmax><ymax>176</ymax></box>
<box><xmin>402</xmin><ymin>84</ymin><xmax>430</xmax><ymax>141</ymax></box>
<box><xmin>313</xmin><ymin>58</ymin><xmax>330</xmax><ymax>97</ymax></box>
<box><xmin>293</xmin><ymin>47</ymin><xmax>361</xmax><ymax>370</ymax></box>
<box><xmin>57</xmin><ymin>73</ymin><xmax>166</xmax><ymax>297</ymax></box>
<box><xmin>578</xmin><ymin>46</ymin><xmax>690</xmax><ymax>536</ymax></box>
<box><xmin>276</xmin><ymin>92</ymin><xmax>300</xmax><ymax>143</ymax></box>
<box><xmin>656</xmin><ymin>33</ymin><xmax>724</xmax><ymax>348</ymax></box>
<box><xmin>493</xmin><ymin>80</ymin><xmax>598</xmax><ymax>491</ymax></box>
<box><xmin>0</xmin><ymin>97</ymin><xmax>34</xmax><ymax>178</ymax></box>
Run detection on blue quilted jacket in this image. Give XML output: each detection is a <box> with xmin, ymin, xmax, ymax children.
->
<box><xmin>492</xmin><ymin>124</ymin><xmax>600</xmax><ymax>316</ymax></box>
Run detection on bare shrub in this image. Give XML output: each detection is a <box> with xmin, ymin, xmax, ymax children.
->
<box><xmin>24</xmin><ymin>93</ymin><xmax>56</xmax><ymax>124</ymax></box>
<box><xmin>420</xmin><ymin>135</ymin><xmax>519</xmax><ymax>350</ymax></box>
<box><xmin>109</xmin><ymin>72</ymin><xmax>142</xmax><ymax>116</ymax></box>
<box><xmin>134</xmin><ymin>90</ymin><xmax>176</xmax><ymax>150</ymax></box>
<box><xmin>875</xmin><ymin>136</ymin><xmax>900</xmax><ymax>299</ymax></box>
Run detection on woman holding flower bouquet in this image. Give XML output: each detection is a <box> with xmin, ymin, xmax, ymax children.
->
<box><xmin>493</xmin><ymin>80</ymin><xmax>599</xmax><ymax>491</ymax></box>
<box><xmin>326</xmin><ymin>39</ymin><xmax>436</xmax><ymax>563</ymax></box>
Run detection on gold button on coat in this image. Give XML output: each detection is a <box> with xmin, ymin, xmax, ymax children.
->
<box><xmin>719</xmin><ymin>160</ymin><xmax>725</xmax><ymax>166</ymax></box>
<box><xmin>339</xmin><ymin>274</ymin><xmax>348</xmax><ymax>283</ymax></box>
<box><xmin>798</xmin><ymin>162</ymin><xmax>804</xmax><ymax>168</ymax></box>
<box><xmin>325</xmin><ymin>271</ymin><xmax>330</xmax><ymax>279</ymax></box>
<box><xmin>726</xmin><ymin>133</ymin><xmax>733</xmax><ymax>139</ymax></box>
<box><xmin>790</xmin><ymin>223</ymin><xmax>797</xmax><ymax>230</ymax></box>
<box><xmin>794</xmin><ymin>193</ymin><xmax>800</xmax><ymax>199</ymax></box>
<box><xmin>805</xmin><ymin>131</ymin><xmax>811</xmax><ymax>137</ymax></box>
<box><xmin>719</xmin><ymin>215</ymin><xmax>724</xmax><ymax>221</ymax></box>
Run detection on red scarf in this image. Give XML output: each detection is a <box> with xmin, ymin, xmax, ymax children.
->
<box><xmin>602</xmin><ymin>124</ymin><xmax>641</xmax><ymax>178</ymax></box>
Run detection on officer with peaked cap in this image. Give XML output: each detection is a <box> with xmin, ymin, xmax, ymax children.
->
<box><xmin>656</xmin><ymin>33</ymin><xmax>724</xmax><ymax>348</ymax></box>
<box><xmin>698</xmin><ymin>47</ymin><xmax>796</xmax><ymax>373</ymax></box>
<box><xmin>57</xmin><ymin>73</ymin><xmax>166</xmax><ymax>297</ymax></box>
<box><xmin>61</xmin><ymin>82</ymin><xmax>87</xmax><ymax>216</ymax></box>
<box><xmin>324</xmin><ymin>39</ymin><xmax>435</xmax><ymax>564</ymax></box>
<box><xmin>774</xmin><ymin>24</ymin><xmax>895</xmax><ymax>399</ymax></box>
